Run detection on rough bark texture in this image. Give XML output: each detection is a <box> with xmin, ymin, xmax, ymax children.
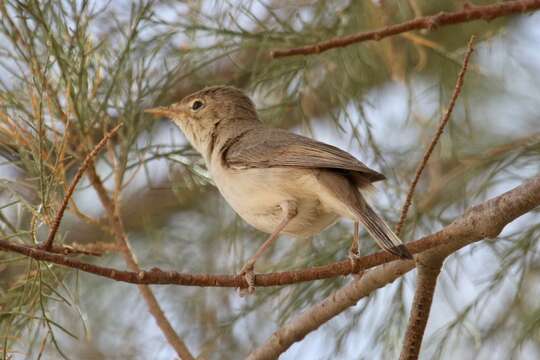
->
<box><xmin>399</xmin><ymin>259</ymin><xmax>443</xmax><ymax>360</ymax></box>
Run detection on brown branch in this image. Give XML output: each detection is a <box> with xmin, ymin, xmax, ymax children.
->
<box><xmin>399</xmin><ymin>258</ymin><xmax>442</xmax><ymax>360</ymax></box>
<box><xmin>396</xmin><ymin>37</ymin><xmax>475</xmax><ymax>359</ymax></box>
<box><xmin>395</xmin><ymin>36</ymin><xmax>474</xmax><ymax>235</ymax></box>
<box><xmin>247</xmin><ymin>174</ymin><xmax>540</xmax><ymax>359</ymax></box>
<box><xmin>271</xmin><ymin>0</ymin><xmax>540</xmax><ymax>58</ymax></box>
<box><xmin>41</xmin><ymin>123</ymin><xmax>123</xmax><ymax>251</ymax></box>
<box><xmin>1</xmin><ymin>175</ymin><xmax>539</xmax><ymax>288</ymax></box>
<box><xmin>86</xmin><ymin>165</ymin><xmax>195</xmax><ymax>360</ymax></box>
<box><xmin>0</xmin><ymin>236</ymin><xmax>410</xmax><ymax>287</ymax></box>
<box><xmin>247</xmin><ymin>262</ymin><xmax>414</xmax><ymax>360</ymax></box>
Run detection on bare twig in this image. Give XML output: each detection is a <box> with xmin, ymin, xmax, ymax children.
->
<box><xmin>396</xmin><ymin>37</ymin><xmax>475</xmax><ymax>360</ymax></box>
<box><xmin>86</xmin><ymin>165</ymin><xmax>195</xmax><ymax>360</ymax></box>
<box><xmin>395</xmin><ymin>37</ymin><xmax>475</xmax><ymax>236</ymax></box>
<box><xmin>271</xmin><ymin>0</ymin><xmax>540</xmax><ymax>58</ymax></box>
<box><xmin>1</xmin><ymin>175</ymin><xmax>539</xmax><ymax>289</ymax></box>
<box><xmin>41</xmin><ymin>123</ymin><xmax>123</xmax><ymax>251</ymax></box>
<box><xmin>247</xmin><ymin>174</ymin><xmax>540</xmax><ymax>359</ymax></box>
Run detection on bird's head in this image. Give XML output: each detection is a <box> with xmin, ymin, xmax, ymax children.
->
<box><xmin>145</xmin><ymin>85</ymin><xmax>258</xmax><ymax>157</ymax></box>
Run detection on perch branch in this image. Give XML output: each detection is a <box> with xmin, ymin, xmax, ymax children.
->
<box><xmin>271</xmin><ymin>0</ymin><xmax>540</xmax><ymax>58</ymax></box>
<box><xmin>0</xmin><ymin>175</ymin><xmax>537</xmax><ymax>288</ymax></box>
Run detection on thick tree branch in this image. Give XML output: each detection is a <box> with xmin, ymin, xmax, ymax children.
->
<box><xmin>247</xmin><ymin>174</ymin><xmax>540</xmax><ymax>359</ymax></box>
<box><xmin>399</xmin><ymin>259</ymin><xmax>442</xmax><ymax>360</ymax></box>
<box><xmin>271</xmin><ymin>0</ymin><xmax>540</xmax><ymax>58</ymax></box>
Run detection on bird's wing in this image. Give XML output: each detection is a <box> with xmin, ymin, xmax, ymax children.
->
<box><xmin>223</xmin><ymin>128</ymin><xmax>385</xmax><ymax>183</ymax></box>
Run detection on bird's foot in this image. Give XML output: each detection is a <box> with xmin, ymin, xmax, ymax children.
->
<box><xmin>238</xmin><ymin>260</ymin><xmax>256</xmax><ymax>296</ymax></box>
<box><xmin>348</xmin><ymin>247</ymin><xmax>360</xmax><ymax>269</ymax></box>
<box><xmin>348</xmin><ymin>248</ymin><xmax>364</xmax><ymax>280</ymax></box>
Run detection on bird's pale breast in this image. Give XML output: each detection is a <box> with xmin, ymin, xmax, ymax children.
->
<box><xmin>209</xmin><ymin>163</ymin><xmax>340</xmax><ymax>238</ymax></box>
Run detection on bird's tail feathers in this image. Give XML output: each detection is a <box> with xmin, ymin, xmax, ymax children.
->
<box><xmin>356</xmin><ymin>203</ymin><xmax>413</xmax><ymax>259</ymax></box>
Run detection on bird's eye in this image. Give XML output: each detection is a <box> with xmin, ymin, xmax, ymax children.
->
<box><xmin>191</xmin><ymin>100</ymin><xmax>204</xmax><ymax>111</ymax></box>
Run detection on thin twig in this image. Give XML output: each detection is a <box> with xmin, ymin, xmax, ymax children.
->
<box><xmin>271</xmin><ymin>0</ymin><xmax>540</xmax><ymax>58</ymax></box>
<box><xmin>41</xmin><ymin>123</ymin><xmax>123</xmax><ymax>251</ymax></box>
<box><xmin>395</xmin><ymin>36</ymin><xmax>475</xmax><ymax>236</ymax></box>
<box><xmin>1</xmin><ymin>174</ymin><xmax>539</xmax><ymax>290</ymax></box>
<box><xmin>396</xmin><ymin>37</ymin><xmax>475</xmax><ymax>360</ymax></box>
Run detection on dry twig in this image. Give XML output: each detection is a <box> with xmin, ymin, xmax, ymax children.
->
<box><xmin>395</xmin><ymin>36</ymin><xmax>475</xmax><ymax>236</ymax></box>
<box><xmin>41</xmin><ymin>123</ymin><xmax>123</xmax><ymax>251</ymax></box>
<box><xmin>1</xmin><ymin>176</ymin><xmax>538</xmax><ymax>360</ymax></box>
<box><xmin>397</xmin><ymin>37</ymin><xmax>475</xmax><ymax>360</ymax></box>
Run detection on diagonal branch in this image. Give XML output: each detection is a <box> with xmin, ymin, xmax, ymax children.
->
<box><xmin>398</xmin><ymin>37</ymin><xmax>475</xmax><ymax>360</ymax></box>
<box><xmin>246</xmin><ymin>174</ymin><xmax>540</xmax><ymax>359</ymax></box>
<box><xmin>271</xmin><ymin>0</ymin><xmax>540</xmax><ymax>58</ymax></box>
<box><xmin>395</xmin><ymin>36</ymin><xmax>475</xmax><ymax>236</ymax></box>
<box><xmin>41</xmin><ymin>123</ymin><xmax>123</xmax><ymax>251</ymax></box>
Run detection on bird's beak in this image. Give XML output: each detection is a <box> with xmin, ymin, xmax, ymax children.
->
<box><xmin>144</xmin><ymin>106</ymin><xmax>175</xmax><ymax>118</ymax></box>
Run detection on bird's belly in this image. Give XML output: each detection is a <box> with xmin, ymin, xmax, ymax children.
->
<box><xmin>210</xmin><ymin>166</ymin><xmax>338</xmax><ymax>237</ymax></box>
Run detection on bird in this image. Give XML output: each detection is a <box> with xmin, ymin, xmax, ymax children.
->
<box><xmin>146</xmin><ymin>85</ymin><xmax>412</xmax><ymax>294</ymax></box>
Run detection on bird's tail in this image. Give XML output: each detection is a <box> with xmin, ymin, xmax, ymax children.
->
<box><xmin>356</xmin><ymin>202</ymin><xmax>413</xmax><ymax>259</ymax></box>
<box><xmin>314</xmin><ymin>170</ymin><xmax>412</xmax><ymax>259</ymax></box>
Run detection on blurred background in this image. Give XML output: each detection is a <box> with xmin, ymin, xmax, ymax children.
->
<box><xmin>0</xmin><ymin>0</ymin><xmax>539</xmax><ymax>359</ymax></box>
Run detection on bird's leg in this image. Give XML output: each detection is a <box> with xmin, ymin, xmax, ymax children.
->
<box><xmin>348</xmin><ymin>221</ymin><xmax>361</xmax><ymax>268</ymax></box>
<box><xmin>239</xmin><ymin>200</ymin><xmax>297</xmax><ymax>295</ymax></box>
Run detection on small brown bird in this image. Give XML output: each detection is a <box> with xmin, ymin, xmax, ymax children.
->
<box><xmin>146</xmin><ymin>86</ymin><xmax>412</xmax><ymax>293</ymax></box>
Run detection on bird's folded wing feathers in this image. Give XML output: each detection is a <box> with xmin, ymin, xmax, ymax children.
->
<box><xmin>223</xmin><ymin>128</ymin><xmax>385</xmax><ymax>182</ymax></box>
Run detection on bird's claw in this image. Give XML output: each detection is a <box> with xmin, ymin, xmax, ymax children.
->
<box><xmin>348</xmin><ymin>248</ymin><xmax>364</xmax><ymax>280</ymax></box>
<box><xmin>238</xmin><ymin>261</ymin><xmax>256</xmax><ymax>296</ymax></box>
<box><xmin>348</xmin><ymin>248</ymin><xmax>360</xmax><ymax>268</ymax></box>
